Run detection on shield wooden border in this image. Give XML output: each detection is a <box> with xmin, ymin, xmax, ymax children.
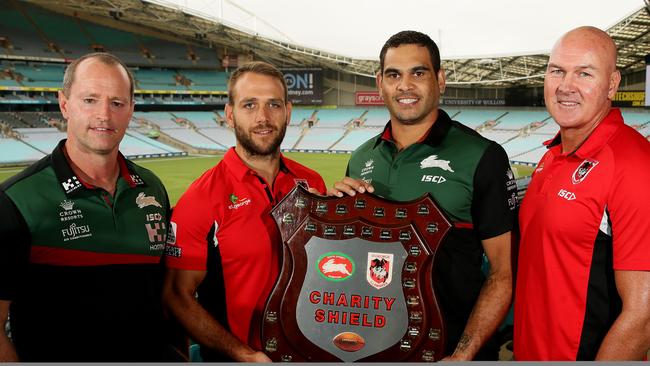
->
<box><xmin>262</xmin><ymin>186</ymin><xmax>452</xmax><ymax>362</ymax></box>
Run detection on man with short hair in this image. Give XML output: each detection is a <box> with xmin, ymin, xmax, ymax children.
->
<box><xmin>514</xmin><ymin>26</ymin><xmax>650</xmax><ymax>361</ymax></box>
<box><xmin>163</xmin><ymin>61</ymin><xmax>326</xmax><ymax>362</ymax></box>
<box><xmin>0</xmin><ymin>53</ymin><xmax>172</xmax><ymax>361</ymax></box>
<box><xmin>330</xmin><ymin>31</ymin><xmax>516</xmax><ymax>360</ymax></box>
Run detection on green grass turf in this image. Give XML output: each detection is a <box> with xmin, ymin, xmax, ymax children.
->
<box><xmin>0</xmin><ymin>154</ymin><xmax>533</xmax><ymax>206</ymax></box>
<box><xmin>0</xmin><ymin>153</ymin><xmax>351</xmax><ymax>205</ymax></box>
<box><xmin>134</xmin><ymin>152</ymin><xmax>351</xmax><ymax>205</ymax></box>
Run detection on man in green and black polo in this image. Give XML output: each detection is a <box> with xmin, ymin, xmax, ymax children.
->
<box><xmin>332</xmin><ymin>31</ymin><xmax>516</xmax><ymax>360</ymax></box>
<box><xmin>0</xmin><ymin>53</ymin><xmax>172</xmax><ymax>361</ymax></box>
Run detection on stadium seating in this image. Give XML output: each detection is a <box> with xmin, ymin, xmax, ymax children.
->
<box><xmin>295</xmin><ymin>128</ymin><xmax>346</xmax><ymax>150</ymax></box>
<box><xmin>0</xmin><ymin>112</ymin><xmax>39</xmax><ymax>128</ymax></box>
<box><xmin>502</xmin><ymin>134</ymin><xmax>551</xmax><ymax>158</ymax></box>
<box><xmin>119</xmin><ymin>134</ymin><xmax>180</xmax><ymax>157</ymax></box>
<box><xmin>314</xmin><ymin>108</ymin><xmax>364</xmax><ymax>127</ymax></box>
<box><xmin>198</xmin><ymin>127</ymin><xmax>235</xmax><ymax>148</ymax></box>
<box><xmin>511</xmin><ymin>146</ymin><xmax>547</xmax><ymax>165</ymax></box>
<box><xmin>621</xmin><ymin>111</ymin><xmax>650</xmax><ymax>125</ymax></box>
<box><xmin>281</xmin><ymin>126</ymin><xmax>303</xmax><ymax>150</ymax></box>
<box><xmin>0</xmin><ymin>138</ymin><xmax>46</xmax><ymax>163</ymax></box>
<box><xmin>162</xmin><ymin>128</ymin><xmax>224</xmax><ymax>150</ymax></box>
<box><xmin>332</xmin><ymin>128</ymin><xmax>382</xmax><ymax>151</ymax></box>
<box><xmin>179</xmin><ymin>70</ymin><xmax>228</xmax><ymax>90</ymax></box>
<box><xmin>134</xmin><ymin>69</ymin><xmax>182</xmax><ymax>91</ymax></box>
<box><xmin>533</xmin><ymin>120</ymin><xmax>560</xmax><ymax>135</ymax></box>
<box><xmin>496</xmin><ymin>111</ymin><xmax>550</xmax><ymax>129</ymax></box>
<box><xmin>363</xmin><ymin>108</ymin><xmax>390</xmax><ymax>126</ymax></box>
<box><xmin>454</xmin><ymin>109</ymin><xmax>507</xmax><ymax>128</ymax></box>
<box><xmin>0</xmin><ymin>1</ymin><xmax>220</xmax><ymax>68</ymax></box>
<box><xmin>172</xmin><ymin>111</ymin><xmax>219</xmax><ymax>128</ymax></box>
<box><xmin>134</xmin><ymin>112</ymin><xmax>179</xmax><ymax>129</ymax></box>
<box><xmin>15</xmin><ymin>127</ymin><xmax>66</xmax><ymax>153</ymax></box>
<box><xmin>125</xmin><ymin>131</ymin><xmax>183</xmax><ymax>154</ymax></box>
<box><xmin>478</xmin><ymin>130</ymin><xmax>519</xmax><ymax>144</ymax></box>
<box><xmin>290</xmin><ymin>108</ymin><xmax>315</xmax><ymax>125</ymax></box>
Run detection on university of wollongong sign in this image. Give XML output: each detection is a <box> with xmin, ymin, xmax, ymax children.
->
<box><xmin>262</xmin><ymin>186</ymin><xmax>451</xmax><ymax>362</ymax></box>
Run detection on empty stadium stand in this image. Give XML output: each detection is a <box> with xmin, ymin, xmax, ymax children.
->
<box><xmin>0</xmin><ymin>137</ymin><xmax>46</xmax><ymax>163</ymax></box>
<box><xmin>290</xmin><ymin>108</ymin><xmax>316</xmax><ymax>125</ymax></box>
<box><xmin>1</xmin><ymin>0</ymin><xmax>648</xmax><ymax>167</ymax></box>
<box><xmin>454</xmin><ymin>109</ymin><xmax>507</xmax><ymax>128</ymax></box>
<box><xmin>332</xmin><ymin>128</ymin><xmax>383</xmax><ymax>151</ymax></box>
<box><xmin>3</xmin><ymin>107</ymin><xmax>650</xmax><ymax>165</ymax></box>
<box><xmin>0</xmin><ymin>1</ymin><xmax>221</xmax><ymax>68</ymax></box>
<box><xmin>313</xmin><ymin>108</ymin><xmax>364</xmax><ymax>127</ymax></box>
<box><xmin>281</xmin><ymin>126</ymin><xmax>303</xmax><ymax>150</ymax></box>
<box><xmin>362</xmin><ymin>108</ymin><xmax>390</xmax><ymax>126</ymax></box>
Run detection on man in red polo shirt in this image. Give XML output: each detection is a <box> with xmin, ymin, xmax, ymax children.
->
<box><xmin>163</xmin><ymin>62</ymin><xmax>326</xmax><ymax>362</ymax></box>
<box><xmin>514</xmin><ymin>26</ymin><xmax>650</xmax><ymax>360</ymax></box>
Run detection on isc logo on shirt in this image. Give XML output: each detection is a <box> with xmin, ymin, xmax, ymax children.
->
<box><xmin>421</xmin><ymin>175</ymin><xmax>446</xmax><ymax>184</ymax></box>
<box><xmin>558</xmin><ymin>189</ymin><xmax>576</xmax><ymax>201</ymax></box>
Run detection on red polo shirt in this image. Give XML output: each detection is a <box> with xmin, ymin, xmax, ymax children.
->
<box><xmin>514</xmin><ymin>108</ymin><xmax>650</xmax><ymax>360</ymax></box>
<box><xmin>165</xmin><ymin>148</ymin><xmax>325</xmax><ymax>352</ymax></box>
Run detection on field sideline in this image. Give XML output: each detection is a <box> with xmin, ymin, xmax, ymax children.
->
<box><xmin>0</xmin><ymin>153</ymin><xmax>533</xmax><ymax>205</ymax></box>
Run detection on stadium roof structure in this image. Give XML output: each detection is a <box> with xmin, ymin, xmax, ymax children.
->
<box><xmin>25</xmin><ymin>0</ymin><xmax>650</xmax><ymax>87</ymax></box>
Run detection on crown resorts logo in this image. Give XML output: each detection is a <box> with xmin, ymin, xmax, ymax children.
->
<box><xmin>59</xmin><ymin>200</ymin><xmax>83</xmax><ymax>222</ymax></box>
<box><xmin>361</xmin><ymin>159</ymin><xmax>374</xmax><ymax>176</ymax></box>
<box><xmin>60</xmin><ymin>200</ymin><xmax>74</xmax><ymax>211</ymax></box>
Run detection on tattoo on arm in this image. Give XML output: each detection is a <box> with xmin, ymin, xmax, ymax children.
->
<box><xmin>455</xmin><ymin>332</ymin><xmax>472</xmax><ymax>353</ymax></box>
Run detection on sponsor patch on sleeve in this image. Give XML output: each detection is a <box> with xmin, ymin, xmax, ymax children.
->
<box><xmin>166</xmin><ymin>222</ymin><xmax>177</xmax><ymax>245</ymax></box>
<box><xmin>165</xmin><ymin>245</ymin><xmax>182</xmax><ymax>258</ymax></box>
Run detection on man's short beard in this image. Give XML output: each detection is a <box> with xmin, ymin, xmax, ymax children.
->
<box><xmin>234</xmin><ymin>119</ymin><xmax>287</xmax><ymax>157</ymax></box>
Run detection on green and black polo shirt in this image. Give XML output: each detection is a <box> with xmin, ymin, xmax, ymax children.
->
<box><xmin>347</xmin><ymin>109</ymin><xmax>517</xmax><ymax>359</ymax></box>
<box><xmin>0</xmin><ymin>139</ymin><xmax>171</xmax><ymax>361</ymax></box>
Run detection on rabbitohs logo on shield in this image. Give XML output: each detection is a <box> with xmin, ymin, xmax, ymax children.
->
<box><xmin>367</xmin><ymin>252</ymin><xmax>394</xmax><ymax>289</ymax></box>
<box><xmin>317</xmin><ymin>252</ymin><xmax>355</xmax><ymax>281</ymax></box>
<box><xmin>572</xmin><ymin>159</ymin><xmax>599</xmax><ymax>184</ymax></box>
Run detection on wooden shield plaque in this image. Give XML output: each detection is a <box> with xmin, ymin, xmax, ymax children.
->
<box><xmin>262</xmin><ymin>186</ymin><xmax>451</xmax><ymax>362</ymax></box>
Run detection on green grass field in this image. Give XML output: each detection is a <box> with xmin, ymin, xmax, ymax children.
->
<box><xmin>135</xmin><ymin>152</ymin><xmax>351</xmax><ymax>204</ymax></box>
<box><xmin>0</xmin><ymin>153</ymin><xmax>350</xmax><ymax>205</ymax></box>
<box><xmin>0</xmin><ymin>153</ymin><xmax>534</xmax><ymax>205</ymax></box>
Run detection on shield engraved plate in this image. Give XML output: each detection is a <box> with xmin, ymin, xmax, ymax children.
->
<box><xmin>263</xmin><ymin>186</ymin><xmax>451</xmax><ymax>362</ymax></box>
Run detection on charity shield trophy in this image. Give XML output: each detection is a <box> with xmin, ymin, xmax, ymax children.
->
<box><xmin>262</xmin><ymin>185</ymin><xmax>451</xmax><ymax>362</ymax></box>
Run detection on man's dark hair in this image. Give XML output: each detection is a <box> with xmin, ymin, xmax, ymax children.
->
<box><xmin>379</xmin><ymin>30</ymin><xmax>441</xmax><ymax>75</ymax></box>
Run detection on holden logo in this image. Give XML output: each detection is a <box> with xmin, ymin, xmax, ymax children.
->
<box><xmin>317</xmin><ymin>252</ymin><xmax>355</xmax><ymax>281</ymax></box>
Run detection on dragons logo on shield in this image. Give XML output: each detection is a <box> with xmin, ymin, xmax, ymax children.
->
<box><xmin>367</xmin><ymin>252</ymin><xmax>393</xmax><ymax>289</ymax></box>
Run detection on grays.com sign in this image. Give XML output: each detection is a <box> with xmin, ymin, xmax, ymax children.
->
<box><xmin>282</xmin><ymin>68</ymin><xmax>323</xmax><ymax>105</ymax></box>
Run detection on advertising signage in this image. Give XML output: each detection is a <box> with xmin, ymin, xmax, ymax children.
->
<box><xmin>355</xmin><ymin>91</ymin><xmax>384</xmax><ymax>106</ymax></box>
<box><xmin>282</xmin><ymin>68</ymin><xmax>323</xmax><ymax>105</ymax></box>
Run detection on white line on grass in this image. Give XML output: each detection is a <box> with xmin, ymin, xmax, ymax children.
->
<box><xmin>132</xmin><ymin>155</ymin><xmax>219</xmax><ymax>164</ymax></box>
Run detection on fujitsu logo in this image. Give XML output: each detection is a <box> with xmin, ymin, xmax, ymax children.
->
<box><xmin>61</xmin><ymin>223</ymin><xmax>92</xmax><ymax>241</ymax></box>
